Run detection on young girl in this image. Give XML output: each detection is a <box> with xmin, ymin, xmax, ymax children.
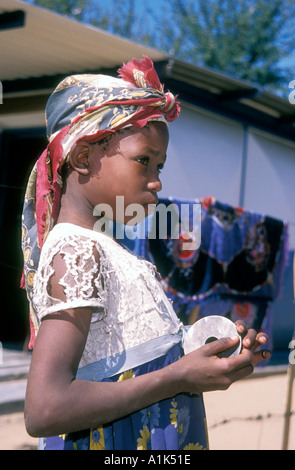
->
<box><xmin>21</xmin><ymin>56</ymin><xmax>270</xmax><ymax>451</ymax></box>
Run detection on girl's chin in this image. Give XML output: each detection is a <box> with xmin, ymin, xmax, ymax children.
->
<box><xmin>117</xmin><ymin>203</ymin><xmax>156</xmax><ymax>225</ymax></box>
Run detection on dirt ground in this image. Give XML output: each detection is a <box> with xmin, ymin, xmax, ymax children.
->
<box><xmin>0</xmin><ymin>412</ymin><xmax>38</xmax><ymax>450</ymax></box>
<box><xmin>204</xmin><ymin>368</ymin><xmax>295</xmax><ymax>450</ymax></box>
<box><xmin>0</xmin><ymin>366</ymin><xmax>294</xmax><ymax>451</ymax></box>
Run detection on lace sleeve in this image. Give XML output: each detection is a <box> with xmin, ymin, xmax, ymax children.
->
<box><xmin>33</xmin><ymin>231</ymin><xmax>107</xmax><ymax>322</ymax></box>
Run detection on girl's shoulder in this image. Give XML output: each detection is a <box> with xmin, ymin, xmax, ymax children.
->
<box><xmin>42</xmin><ymin>222</ymin><xmax>131</xmax><ymax>264</ymax></box>
<box><xmin>42</xmin><ymin>223</ymin><xmax>155</xmax><ymax>278</ymax></box>
<box><xmin>45</xmin><ymin>223</ymin><xmax>118</xmax><ymax>249</ymax></box>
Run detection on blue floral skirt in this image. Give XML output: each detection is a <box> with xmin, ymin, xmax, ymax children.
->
<box><xmin>43</xmin><ymin>341</ymin><xmax>209</xmax><ymax>450</ymax></box>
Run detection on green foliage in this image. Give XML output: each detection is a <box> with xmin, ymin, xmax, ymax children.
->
<box><xmin>156</xmin><ymin>0</ymin><xmax>295</xmax><ymax>92</ymax></box>
<box><xmin>29</xmin><ymin>0</ymin><xmax>89</xmax><ymax>19</ymax></box>
<box><xmin>28</xmin><ymin>0</ymin><xmax>295</xmax><ymax>93</ymax></box>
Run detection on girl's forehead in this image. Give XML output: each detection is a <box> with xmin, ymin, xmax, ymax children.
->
<box><xmin>99</xmin><ymin>122</ymin><xmax>169</xmax><ymax>153</ymax></box>
<box><xmin>118</xmin><ymin>122</ymin><xmax>169</xmax><ymax>149</ymax></box>
<box><xmin>120</xmin><ymin>122</ymin><xmax>168</xmax><ymax>140</ymax></box>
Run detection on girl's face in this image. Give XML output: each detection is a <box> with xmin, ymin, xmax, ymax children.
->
<box><xmin>86</xmin><ymin>121</ymin><xmax>169</xmax><ymax>225</ymax></box>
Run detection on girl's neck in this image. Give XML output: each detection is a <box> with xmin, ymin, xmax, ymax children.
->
<box><xmin>57</xmin><ymin>179</ymin><xmax>96</xmax><ymax>231</ymax></box>
<box><xmin>56</xmin><ymin>209</ymin><xmax>95</xmax><ymax>231</ymax></box>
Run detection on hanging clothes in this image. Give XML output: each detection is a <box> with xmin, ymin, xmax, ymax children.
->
<box><xmin>127</xmin><ymin>196</ymin><xmax>288</xmax><ymax>340</ymax></box>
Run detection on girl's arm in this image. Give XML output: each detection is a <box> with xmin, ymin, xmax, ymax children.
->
<box><xmin>25</xmin><ymin>251</ymin><xmax>269</xmax><ymax>438</ymax></box>
<box><xmin>25</xmin><ymin>305</ymin><xmax>264</xmax><ymax>437</ymax></box>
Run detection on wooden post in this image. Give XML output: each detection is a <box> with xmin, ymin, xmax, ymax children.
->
<box><xmin>282</xmin><ymin>253</ymin><xmax>295</xmax><ymax>450</ymax></box>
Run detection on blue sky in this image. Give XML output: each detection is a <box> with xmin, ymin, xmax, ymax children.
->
<box><xmin>27</xmin><ymin>0</ymin><xmax>295</xmax><ymax>77</ymax></box>
<box><xmin>96</xmin><ymin>0</ymin><xmax>294</xmax><ymax>68</ymax></box>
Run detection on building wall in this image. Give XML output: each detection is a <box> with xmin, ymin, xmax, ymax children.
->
<box><xmin>162</xmin><ymin>102</ymin><xmax>295</xmax><ymax>250</ymax></box>
<box><xmin>244</xmin><ymin>129</ymin><xmax>295</xmax><ymax>249</ymax></box>
<box><xmin>161</xmin><ymin>103</ymin><xmax>244</xmax><ymax>208</ymax></box>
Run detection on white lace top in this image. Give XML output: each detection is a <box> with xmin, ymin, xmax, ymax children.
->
<box><xmin>33</xmin><ymin>223</ymin><xmax>182</xmax><ymax>368</ymax></box>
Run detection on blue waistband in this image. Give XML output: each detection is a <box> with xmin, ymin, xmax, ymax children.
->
<box><xmin>76</xmin><ymin>328</ymin><xmax>187</xmax><ymax>382</ymax></box>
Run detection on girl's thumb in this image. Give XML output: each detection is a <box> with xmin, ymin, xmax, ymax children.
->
<box><xmin>203</xmin><ymin>335</ymin><xmax>241</xmax><ymax>358</ymax></box>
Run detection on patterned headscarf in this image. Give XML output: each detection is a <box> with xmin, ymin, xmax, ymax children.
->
<box><xmin>21</xmin><ymin>56</ymin><xmax>180</xmax><ymax>348</ymax></box>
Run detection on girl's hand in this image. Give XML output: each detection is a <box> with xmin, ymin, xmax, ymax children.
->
<box><xmin>235</xmin><ymin>320</ymin><xmax>271</xmax><ymax>366</ymax></box>
<box><xmin>172</xmin><ymin>335</ymin><xmax>253</xmax><ymax>394</ymax></box>
<box><xmin>172</xmin><ymin>320</ymin><xmax>271</xmax><ymax>396</ymax></box>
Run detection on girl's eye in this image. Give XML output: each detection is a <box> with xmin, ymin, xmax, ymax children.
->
<box><xmin>137</xmin><ymin>157</ymin><xmax>149</xmax><ymax>166</ymax></box>
<box><xmin>136</xmin><ymin>157</ymin><xmax>164</xmax><ymax>173</ymax></box>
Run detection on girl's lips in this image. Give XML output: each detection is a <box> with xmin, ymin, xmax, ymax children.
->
<box><xmin>144</xmin><ymin>194</ymin><xmax>158</xmax><ymax>206</ymax></box>
<box><xmin>144</xmin><ymin>203</ymin><xmax>157</xmax><ymax>215</ymax></box>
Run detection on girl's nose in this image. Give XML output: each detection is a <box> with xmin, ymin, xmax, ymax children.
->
<box><xmin>147</xmin><ymin>175</ymin><xmax>162</xmax><ymax>193</ymax></box>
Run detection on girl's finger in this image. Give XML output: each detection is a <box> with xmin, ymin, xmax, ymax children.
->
<box><xmin>251</xmin><ymin>349</ymin><xmax>272</xmax><ymax>366</ymax></box>
<box><xmin>243</xmin><ymin>330</ymin><xmax>269</xmax><ymax>350</ymax></box>
<box><xmin>246</xmin><ymin>332</ymin><xmax>269</xmax><ymax>352</ymax></box>
<box><xmin>235</xmin><ymin>320</ymin><xmax>247</xmax><ymax>335</ymax></box>
<box><xmin>242</xmin><ymin>328</ymin><xmax>257</xmax><ymax>348</ymax></box>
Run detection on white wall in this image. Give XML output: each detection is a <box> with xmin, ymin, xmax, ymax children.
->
<box><xmin>161</xmin><ymin>103</ymin><xmax>244</xmax><ymax>206</ymax></box>
<box><xmin>244</xmin><ymin>129</ymin><xmax>295</xmax><ymax>248</ymax></box>
<box><xmin>162</xmin><ymin>102</ymin><xmax>295</xmax><ymax>249</ymax></box>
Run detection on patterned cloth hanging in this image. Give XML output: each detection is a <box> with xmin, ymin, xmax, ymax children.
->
<box><xmin>126</xmin><ymin>196</ymin><xmax>288</xmax><ymax>337</ymax></box>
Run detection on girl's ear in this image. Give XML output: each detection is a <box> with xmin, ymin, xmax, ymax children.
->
<box><xmin>68</xmin><ymin>142</ymin><xmax>91</xmax><ymax>176</ymax></box>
